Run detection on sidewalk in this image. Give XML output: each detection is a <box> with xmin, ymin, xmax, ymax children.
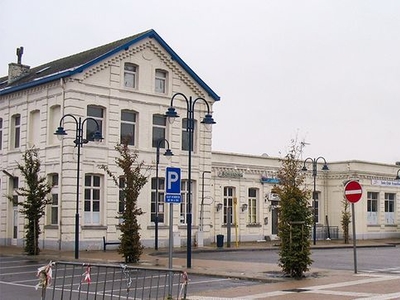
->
<box><xmin>1</xmin><ymin>238</ymin><xmax>399</xmax><ymax>299</ymax></box>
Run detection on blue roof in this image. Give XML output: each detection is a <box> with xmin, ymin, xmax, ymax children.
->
<box><xmin>0</xmin><ymin>29</ymin><xmax>220</xmax><ymax>101</ymax></box>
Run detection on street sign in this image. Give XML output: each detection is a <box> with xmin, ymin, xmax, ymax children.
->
<box><xmin>165</xmin><ymin>167</ymin><xmax>181</xmax><ymax>203</ymax></box>
<box><xmin>344</xmin><ymin>180</ymin><xmax>363</xmax><ymax>203</ymax></box>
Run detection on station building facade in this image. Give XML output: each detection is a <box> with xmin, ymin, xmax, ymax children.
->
<box><xmin>0</xmin><ymin>30</ymin><xmax>399</xmax><ymax>251</ymax></box>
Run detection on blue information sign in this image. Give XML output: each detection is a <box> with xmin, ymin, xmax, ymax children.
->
<box><xmin>165</xmin><ymin>167</ymin><xmax>181</xmax><ymax>203</ymax></box>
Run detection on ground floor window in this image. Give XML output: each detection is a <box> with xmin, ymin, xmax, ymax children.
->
<box><xmin>384</xmin><ymin>193</ymin><xmax>395</xmax><ymax>224</ymax></box>
<box><xmin>84</xmin><ymin>174</ymin><xmax>101</xmax><ymax>225</ymax></box>
<box><xmin>367</xmin><ymin>192</ymin><xmax>379</xmax><ymax>225</ymax></box>
<box><xmin>151</xmin><ymin>177</ymin><xmax>165</xmax><ymax>223</ymax></box>
<box><xmin>247</xmin><ymin>188</ymin><xmax>258</xmax><ymax>224</ymax></box>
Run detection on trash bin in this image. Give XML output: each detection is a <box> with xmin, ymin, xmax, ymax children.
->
<box><xmin>216</xmin><ymin>234</ymin><xmax>224</xmax><ymax>248</ymax></box>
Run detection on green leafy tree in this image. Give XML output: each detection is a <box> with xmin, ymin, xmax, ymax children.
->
<box><xmin>341</xmin><ymin>196</ymin><xmax>351</xmax><ymax>244</ymax></box>
<box><xmin>8</xmin><ymin>148</ymin><xmax>52</xmax><ymax>255</ymax></box>
<box><xmin>100</xmin><ymin>141</ymin><xmax>149</xmax><ymax>263</ymax></box>
<box><xmin>274</xmin><ymin>141</ymin><xmax>313</xmax><ymax>278</ymax></box>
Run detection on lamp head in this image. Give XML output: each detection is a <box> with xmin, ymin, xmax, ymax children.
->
<box><xmin>92</xmin><ymin>130</ymin><xmax>104</xmax><ymax>144</ymax></box>
<box><xmin>322</xmin><ymin>163</ymin><xmax>329</xmax><ymax>171</ymax></box>
<box><xmin>201</xmin><ymin>113</ymin><xmax>216</xmax><ymax>130</ymax></box>
<box><xmin>301</xmin><ymin>166</ymin><xmax>308</xmax><ymax>171</ymax></box>
<box><xmin>165</xmin><ymin>107</ymin><xmax>179</xmax><ymax>124</ymax></box>
<box><xmin>54</xmin><ymin>126</ymin><xmax>67</xmax><ymax>141</ymax></box>
<box><xmin>163</xmin><ymin>148</ymin><xmax>174</xmax><ymax>160</ymax></box>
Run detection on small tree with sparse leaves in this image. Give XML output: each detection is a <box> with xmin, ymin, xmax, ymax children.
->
<box><xmin>100</xmin><ymin>141</ymin><xmax>149</xmax><ymax>263</ymax></box>
<box><xmin>341</xmin><ymin>197</ymin><xmax>351</xmax><ymax>244</ymax></box>
<box><xmin>274</xmin><ymin>141</ymin><xmax>313</xmax><ymax>278</ymax></box>
<box><xmin>7</xmin><ymin>148</ymin><xmax>52</xmax><ymax>255</ymax></box>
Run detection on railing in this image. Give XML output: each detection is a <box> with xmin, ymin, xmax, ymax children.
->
<box><xmin>38</xmin><ymin>261</ymin><xmax>188</xmax><ymax>300</ymax></box>
<box><xmin>310</xmin><ymin>226</ymin><xmax>339</xmax><ymax>240</ymax></box>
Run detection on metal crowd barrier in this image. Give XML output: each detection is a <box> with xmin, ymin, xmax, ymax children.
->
<box><xmin>310</xmin><ymin>226</ymin><xmax>339</xmax><ymax>240</ymax></box>
<box><xmin>37</xmin><ymin>261</ymin><xmax>188</xmax><ymax>300</ymax></box>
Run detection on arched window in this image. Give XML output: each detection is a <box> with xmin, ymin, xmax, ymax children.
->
<box><xmin>152</xmin><ymin>114</ymin><xmax>166</xmax><ymax>148</ymax></box>
<box><xmin>124</xmin><ymin>63</ymin><xmax>138</xmax><ymax>88</ymax></box>
<box><xmin>155</xmin><ymin>69</ymin><xmax>167</xmax><ymax>93</ymax></box>
<box><xmin>11</xmin><ymin>114</ymin><xmax>21</xmax><ymax>149</ymax></box>
<box><xmin>121</xmin><ymin>110</ymin><xmax>137</xmax><ymax>145</ymax></box>
<box><xmin>49</xmin><ymin>105</ymin><xmax>61</xmax><ymax>145</ymax></box>
<box><xmin>87</xmin><ymin>105</ymin><xmax>105</xmax><ymax>141</ymax></box>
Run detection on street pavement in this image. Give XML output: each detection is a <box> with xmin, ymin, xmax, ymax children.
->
<box><xmin>1</xmin><ymin>238</ymin><xmax>399</xmax><ymax>299</ymax></box>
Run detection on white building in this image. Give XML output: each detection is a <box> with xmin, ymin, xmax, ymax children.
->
<box><xmin>1</xmin><ymin>30</ymin><xmax>399</xmax><ymax>251</ymax></box>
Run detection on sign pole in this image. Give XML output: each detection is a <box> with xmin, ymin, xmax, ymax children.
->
<box><xmin>165</xmin><ymin>167</ymin><xmax>181</xmax><ymax>297</ymax></box>
<box><xmin>351</xmin><ymin>203</ymin><xmax>357</xmax><ymax>274</ymax></box>
<box><xmin>344</xmin><ymin>180</ymin><xmax>362</xmax><ymax>274</ymax></box>
<box><xmin>168</xmin><ymin>203</ymin><xmax>173</xmax><ymax>296</ymax></box>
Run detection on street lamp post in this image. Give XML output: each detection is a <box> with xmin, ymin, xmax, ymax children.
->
<box><xmin>395</xmin><ymin>169</ymin><xmax>400</xmax><ymax>180</ymax></box>
<box><xmin>165</xmin><ymin>93</ymin><xmax>216</xmax><ymax>268</ymax></box>
<box><xmin>301</xmin><ymin>156</ymin><xmax>329</xmax><ymax>245</ymax></box>
<box><xmin>54</xmin><ymin>114</ymin><xmax>103</xmax><ymax>259</ymax></box>
<box><xmin>154</xmin><ymin>138</ymin><xmax>173</xmax><ymax>250</ymax></box>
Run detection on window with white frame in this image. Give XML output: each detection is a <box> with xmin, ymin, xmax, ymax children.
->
<box><xmin>84</xmin><ymin>174</ymin><xmax>101</xmax><ymax>225</ymax></box>
<box><xmin>180</xmin><ymin>180</ymin><xmax>194</xmax><ymax>224</ymax></box>
<box><xmin>367</xmin><ymin>191</ymin><xmax>379</xmax><ymax>225</ymax></box>
<box><xmin>181</xmin><ymin>118</ymin><xmax>197</xmax><ymax>151</ymax></box>
<box><xmin>121</xmin><ymin>110</ymin><xmax>137</xmax><ymax>145</ymax></box>
<box><xmin>87</xmin><ymin>106</ymin><xmax>104</xmax><ymax>142</ymax></box>
<box><xmin>155</xmin><ymin>69</ymin><xmax>167</xmax><ymax>93</ymax></box>
<box><xmin>48</xmin><ymin>173</ymin><xmax>59</xmax><ymax>225</ymax></box>
<box><xmin>12</xmin><ymin>114</ymin><xmax>21</xmax><ymax>149</ymax></box>
<box><xmin>247</xmin><ymin>188</ymin><xmax>258</xmax><ymax>224</ymax></box>
<box><xmin>29</xmin><ymin>110</ymin><xmax>40</xmax><ymax>147</ymax></box>
<box><xmin>152</xmin><ymin>114</ymin><xmax>166</xmax><ymax>148</ymax></box>
<box><xmin>49</xmin><ymin>105</ymin><xmax>61</xmax><ymax>145</ymax></box>
<box><xmin>223</xmin><ymin>186</ymin><xmax>235</xmax><ymax>225</ymax></box>
<box><xmin>124</xmin><ymin>63</ymin><xmax>137</xmax><ymax>88</ymax></box>
<box><xmin>384</xmin><ymin>193</ymin><xmax>395</xmax><ymax>224</ymax></box>
<box><xmin>0</xmin><ymin>117</ymin><xmax>3</xmax><ymax>150</ymax></box>
<box><xmin>151</xmin><ymin>177</ymin><xmax>165</xmax><ymax>223</ymax></box>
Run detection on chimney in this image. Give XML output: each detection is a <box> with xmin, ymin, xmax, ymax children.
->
<box><xmin>8</xmin><ymin>46</ymin><xmax>30</xmax><ymax>84</ymax></box>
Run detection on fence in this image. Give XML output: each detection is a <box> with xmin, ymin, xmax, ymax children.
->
<box><xmin>38</xmin><ymin>261</ymin><xmax>188</xmax><ymax>300</ymax></box>
<box><xmin>310</xmin><ymin>226</ymin><xmax>339</xmax><ymax>241</ymax></box>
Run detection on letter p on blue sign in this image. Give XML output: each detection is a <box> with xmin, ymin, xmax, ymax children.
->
<box><xmin>166</xmin><ymin>167</ymin><xmax>181</xmax><ymax>194</ymax></box>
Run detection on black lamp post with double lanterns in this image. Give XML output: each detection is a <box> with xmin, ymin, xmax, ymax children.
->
<box><xmin>165</xmin><ymin>92</ymin><xmax>216</xmax><ymax>268</ymax></box>
<box><xmin>154</xmin><ymin>138</ymin><xmax>173</xmax><ymax>250</ymax></box>
<box><xmin>301</xmin><ymin>156</ymin><xmax>329</xmax><ymax>245</ymax></box>
<box><xmin>54</xmin><ymin>114</ymin><xmax>103</xmax><ymax>259</ymax></box>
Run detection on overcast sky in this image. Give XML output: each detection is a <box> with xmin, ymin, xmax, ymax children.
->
<box><xmin>1</xmin><ymin>0</ymin><xmax>399</xmax><ymax>165</ymax></box>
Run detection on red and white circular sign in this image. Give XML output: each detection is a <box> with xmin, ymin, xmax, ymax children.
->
<box><xmin>344</xmin><ymin>180</ymin><xmax>363</xmax><ymax>203</ymax></box>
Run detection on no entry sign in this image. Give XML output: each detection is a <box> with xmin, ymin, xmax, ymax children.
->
<box><xmin>344</xmin><ymin>180</ymin><xmax>363</xmax><ymax>203</ymax></box>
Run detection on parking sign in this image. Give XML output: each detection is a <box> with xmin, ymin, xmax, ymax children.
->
<box><xmin>165</xmin><ymin>167</ymin><xmax>181</xmax><ymax>203</ymax></box>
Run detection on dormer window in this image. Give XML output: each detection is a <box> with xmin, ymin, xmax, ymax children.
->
<box><xmin>124</xmin><ymin>63</ymin><xmax>137</xmax><ymax>88</ymax></box>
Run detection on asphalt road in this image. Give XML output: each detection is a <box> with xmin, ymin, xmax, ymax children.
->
<box><xmin>188</xmin><ymin>246</ymin><xmax>400</xmax><ymax>273</ymax></box>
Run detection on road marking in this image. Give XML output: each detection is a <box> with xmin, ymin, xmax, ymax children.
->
<box><xmin>232</xmin><ymin>274</ymin><xmax>399</xmax><ymax>299</ymax></box>
<box><xmin>355</xmin><ymin>292</ymin><xmax>400</xmax><ymax>300</ymax></box>
<box><xmin>0</xmin><ymin>263</ymin><xmax>44</xmax><ymax>270</ymax></box>
<box><xmin>0</xmin><ymin>280</ymin><xmax>35</xmax><ymax>289</ymax></box>
<box><xmin>0</xmin><ymin>270</ymin><xmax>38</xmax><ymax>276</ymax></box>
